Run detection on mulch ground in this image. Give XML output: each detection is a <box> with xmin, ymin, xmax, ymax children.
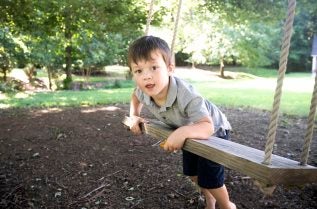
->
<box><xmin>0</xmin><ymin>104</ymin><xmax>316</xmax><ymax>209</ymax></box>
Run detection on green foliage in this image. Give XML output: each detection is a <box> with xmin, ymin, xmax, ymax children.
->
<box><xmin>288</xmin><ymin>0</ymin><xmax>317</xmax><ymax>71</ymax></box>
<box><xmin>0</xmin><ymin>79</ymin><xmax>24</xmax><ymax>92</ymax></box>
<box><xmin>0</xmin><ymin>28</ymin><xmax>30</xmax><ymax>80</ymax></box>
<box><xmin>0</xmin><ymin>47</ymin><xmax>11</xmax><ymax>81</ymax></box>
<box><xmin>203</xmin><ymin>0</ymin><xmax>286</xmax><ymax>23</ymax></box>
<box><xmin>0</xmin><ymin>0</ymin><xmax>149</xmax><ymax>80</ymax></box>
<box><xmin>1</xmin><ymin>0</ymin><xmax>316</xmax><ymax>74</ymax></box>
<box><xmin>177</xmin><ymin>1</ymin><xmax>279</xmax><ymax>67</ymax></box>
<box><xmin>0</xmin><ymin>0</ymin><xmax>36</xmax><ymax>32</ymax></box>
<box><xmin>235</xmin><ymin>22</ymin><xmax>281</xmax><ymax>67</ymax></box>
<box><xmin>27</xmin><ymin>34</ymin><xmax>64</xmax><ymax>68</ymax></box>
<box><xmin>62</xmin><ymin>77</ymin><xmax>73</xmax><ymax>90</ymax></box>
<box><xmin>173</xmin><ymin>0</ymin><xmax>317</xmax><ymax>71</ymax></box>
<box><xmin>175</xmin><ymin>51</ymin><xmax>190</xmax><ymax>66</ymax></box>
<box><xmin>77</xmin><ymin>33</ymin><xmax>131</xmax><ymax>68</ymax></box>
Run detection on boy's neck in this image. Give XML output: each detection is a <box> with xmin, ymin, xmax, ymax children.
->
<box><xmin>152</xmin><ymin>96</ymin><xmax>166</xmax><ymax>107</ymax></box>
<box><xmin>151</xmin><ymin>78</ymin><xmax>170</xmax><ymax>107</ymax></box>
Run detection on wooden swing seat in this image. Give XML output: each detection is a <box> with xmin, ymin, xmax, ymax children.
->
<box><xmin>123</xmin><ymin>117</ymin><xmax>317</xmax><ymax>186</ymax></box>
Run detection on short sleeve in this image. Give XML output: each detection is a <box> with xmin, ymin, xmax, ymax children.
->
<box><xmin>185</xmin><ymin>96</ymin><xmax>210</xmax><ymax>123</ymax></box>
<box><xmin>134</xmin><ymin>88</ymin><xmax>143</xmax><ymax>102</ymax></box>
<box><xmin>134</xmin><ymin>87</ymin><xmax>152</xmax><ymax>105</ymax></box>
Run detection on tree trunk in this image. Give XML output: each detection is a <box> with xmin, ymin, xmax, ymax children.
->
<box><xmin>46</xmin><ymin>66</ymin><xmax>52</xmax><ymax>90</ymax></box>
<box><xmin>65</xmin><ymin>44</ymin><xmax>72</xmax><ymax>80</ymax></box>
<box><xmin>219</xmin><ymin>56</ymin><xmax>225</xmax><ymax>78</ymax></box>
<box><xmin>1</xmin><ymin>69</ymin><xmax>7</xmax><ymax>81</ymax></box>
<box><xmin>191</xmin><ymin>61</ymin><xmax>195</xmax><ymax>69</ymax></box>
<box><xmin>64</xmin><ymin>7</ymin><xmax>72</xmax><ymax>82</ymax></box>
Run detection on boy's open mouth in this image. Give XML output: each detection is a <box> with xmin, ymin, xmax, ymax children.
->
<box><xmin>145</xmin><ymin>84</ymin><xmax>155</xmax><ymax>89</ymax></box>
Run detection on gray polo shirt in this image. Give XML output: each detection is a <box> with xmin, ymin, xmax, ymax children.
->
<box><xmin>135</xmin><ymin>76</ymin><xmax>231</xmax><ymax>136</ymax></box>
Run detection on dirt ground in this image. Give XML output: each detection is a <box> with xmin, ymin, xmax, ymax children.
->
<box><xmin>0</xmin><ymin>103</ymin><xmax>316</xmax><ymax>209</ymax></box>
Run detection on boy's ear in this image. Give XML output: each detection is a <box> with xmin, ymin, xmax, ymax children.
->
<box><xmin>167</xmin><ymin>63</ymin><xmax>175</xmax><ymax>74</ymax></box>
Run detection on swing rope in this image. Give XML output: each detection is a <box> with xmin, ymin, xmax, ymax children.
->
<box><xmin>263</xmin><ymin>0</ymin><xmax>296</xmax><ymax>165</ymax></box>
<box><xmin>170</xmin><ymin>0</ymin><xmax>183</xmax><ymax>56</ymax></box>
<box><xmin>145</xmin><ymin>0</ymin><xmax>155</xmax><ymax>36</ymax></box>
<box><xmin>300</xmin><ymin>72</ymin><xmax>317</xmax><ymax>165</ymax></box>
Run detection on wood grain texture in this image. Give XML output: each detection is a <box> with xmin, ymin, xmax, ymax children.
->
<box><xmin>122</xmin><ymin>117</ymin><xmax>317</xmax><ymax>186</ymax></box>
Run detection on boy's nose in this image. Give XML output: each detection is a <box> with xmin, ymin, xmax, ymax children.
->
<box><xmin>143</xmin><ymin>69</ymin><xmax>152</xmax><ymax>79</ymax></box>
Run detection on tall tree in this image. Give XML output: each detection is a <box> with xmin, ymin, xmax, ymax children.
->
<box><xmin>288</xmin><ymin>0</ymin><xmax>317</xmax><ymax>71</ymax></box>
<box><xmin>203</xmin><ymin>0</ymin><xmax>317</xmax><ymax>71</ymax></box>
<box><xmin>204</xmin><ymin>0</ymin><xmax>286</xmax><ymax>23</ymax></box>
<box><xmin>1</xmin><ymin>0</ymin><xmax>153</xmax><ymax>87</ymax></box>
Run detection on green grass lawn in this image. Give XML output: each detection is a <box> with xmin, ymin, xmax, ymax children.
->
<box><xmin>0</xmin><ymin>88</ymin><xmax>132</xmax><ymax>108</ymax></box>
<box><xmin>1</xmin><ymin>66</ymin><xmax>315</xmax><ymax>117</ymax></box>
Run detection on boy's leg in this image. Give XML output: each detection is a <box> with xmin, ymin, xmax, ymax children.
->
<box><xmin>184</xmin><ymin>130</ymin><xmax>235</xmax><ymax>209</ymax></box>
<box><xmin>189</xmin><ymin>176</ymin><xmax>216</xmax><ymax>209</ymax></box>
<box><xmin>188</xmin><ymin>181</ymin><xmax>236</xmax><ymax>209</ymax></box>
<box><xmin>184</xmin><ymin>151</ymin><xmax>217</xmax><ymax>208</ymax></box>
<box><xmin>183</xmin><ymin>144</ymin><xmax>236</xmax><ymax>209</ymax></box>
<box><xmin>202</xmin><ymin>188</ymin><xmax>217</xmax><ymax>209</ymax></box>
<box><xmin>207</xmin><ymin>185</ymin><xmax>236</xmax><ymax>209</ymax></box>
<box><xmin>196</xmin><ymin>131</ymin><xmax>236</xmax><ymax>209</ymax></box>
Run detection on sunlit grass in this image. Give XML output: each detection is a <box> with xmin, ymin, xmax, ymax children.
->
<box><xmin>174</xmin><ymin>67</ymin><xmax>314</xmax><ymax>116</ymax></box>
<box><xmin>35</xmin><ymin>65</ymin><xmax>129</xmax><ymax>83</ymax></box>
<box><xmin>0</xmin><ymin>88</ymin><xmax>133</xmax><ymax>108</ymax></box>
<box><xmin>195</xmin><ymin>84</ymin><xmax>311</xmax><ymax>116</ymax></box>
<box><xmin>1</xmin><ymin>66</ymin><xmax>315</xmax><ymax>117</ymax></box>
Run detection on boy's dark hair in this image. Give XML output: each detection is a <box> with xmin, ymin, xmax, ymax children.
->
<box><xmin>128</xmin><ymin>36</ymin><xmax>172</xmax><ymax>70</ymax></box>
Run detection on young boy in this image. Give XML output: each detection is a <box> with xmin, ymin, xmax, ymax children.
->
<box><xmin>127</xmin><ymin>35</ymin><xmax>236</xmax><ymax>209</ymax></box>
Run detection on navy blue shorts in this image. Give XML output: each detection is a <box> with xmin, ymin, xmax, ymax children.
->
<box><xmin>182</xmin><ymin>130</ymin><xmax>230</xmax><ymax>189</ymax></box>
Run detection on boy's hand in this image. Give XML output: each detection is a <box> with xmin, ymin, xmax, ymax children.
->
<box><xmin>129</xmin><ymin>116</ymin><xmax>146</xmax><ymax>135</ymax></box>
<box><xmin>160</xmin><ymin>118</ymin><xmax>212</xmax><ymax>152</ymax></box>
<box><xmin>161</xmin><ymin>131</ymin><xmax>186</xmax><ymax>152</ymax></box>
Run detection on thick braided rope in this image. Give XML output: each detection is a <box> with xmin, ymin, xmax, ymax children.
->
<box><xmin>144</xmin><ymin>0</ymin><xmax>155</xmax><ymax>36</ymax></box>
<box><xmin>262</xmin><ymin>0</ymin><xmax>296</xmax><ymax>165</ymax></box>
<box><xmin>170</xmin><ymin>0</ymin><xmax>183</xmax><ymax>56</ymax></box>
<box><xmin>300</xmin><ymin>73</ymin><xmax>317</xmax><ymax>165</ymax></box>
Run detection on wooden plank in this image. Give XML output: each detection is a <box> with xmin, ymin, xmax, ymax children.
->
<box><xmin>123</xmin><ymin>117</ymin><xmax>317</xmax><ymax>186</ymax></box>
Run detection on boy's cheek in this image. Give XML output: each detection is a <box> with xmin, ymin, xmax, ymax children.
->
<box><xmin>134</xmin><ymin>78</ymin><xmax>143</xmax><ymax>85</ymax></box>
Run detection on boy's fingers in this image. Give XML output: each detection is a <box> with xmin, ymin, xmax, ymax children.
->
<box><xmin>139</xmin><ymin>117</ymin><xmax>149</xmax><ymax>124</ymax></box>
<box><xmin>160</xmin><ymin>140</ymin><xmax>177</xmax><ymax>152</ymax></box>
<box><xmin>131</xmin><ymin>125</ymin><xmax>142</xmax><ymax>134</ymax></box>
<box><xmin>127</xmin><ymin>116</ymin><xmax>147</xmax><ymax>133</ymax></box>
<box><xmin>159</xmin><ymin>139</ymin><xmax>167</xmax><ymax>148</ymax></box>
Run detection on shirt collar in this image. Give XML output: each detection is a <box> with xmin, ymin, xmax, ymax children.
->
<box><xmin>165</xmin><ymin>75</ymin><xmax>177</xmax><ymax>108</ymax></box>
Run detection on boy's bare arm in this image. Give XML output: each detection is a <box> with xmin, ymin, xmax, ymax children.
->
<box><xmin>178</xmin><ymin>116</ymin><xmax>214</xmax><ymax>139</ymax></box>
<box><xmin>162</xmin><ymin>116</ymin><xmax>214</xmax><ymax>152</ymax></box>
<box><xmin>130</xmin><ymin>92</ymin><xmax>143</xmax><ymax>117</ymax></box>
<box><xmin>129</xmin><ymin>92</ymin><xmax>145</xmax><ymax>135</ymax></box>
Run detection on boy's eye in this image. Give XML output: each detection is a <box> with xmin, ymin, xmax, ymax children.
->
<box><xmin>152</xmin><ymin>66</ymin><xmax>158</xmax><ymax>70</ymax></box>
<box><xmin>133</xmin><ymin>69</ymin><xmax>142</xmax><ymax>74</ymax></box>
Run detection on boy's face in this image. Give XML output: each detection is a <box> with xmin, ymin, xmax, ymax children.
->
<box><xmin>131</xmin><ymin>50</ymin><xmax>174</xmax><ymax>103</ymax></box>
